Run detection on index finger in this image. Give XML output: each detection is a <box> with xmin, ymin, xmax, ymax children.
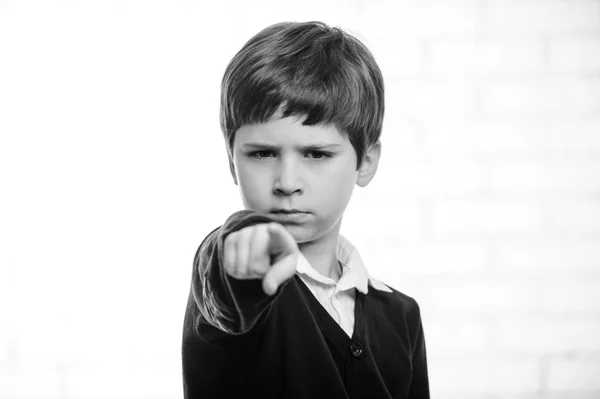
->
<box><xmin>262</xmin><ymin>250</ymin><xmax>298</xmax><ymax>296</ymax></box>
<box><xmin>266</xmin><ymin>223</ymin><xmax>297</xmax><ymax>256</ymax></box>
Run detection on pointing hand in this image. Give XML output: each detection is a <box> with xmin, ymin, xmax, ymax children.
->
<box><xmin>223</xmin><ymin>223</ymin><xmax>299</xmax><ymax>295</ymax></box>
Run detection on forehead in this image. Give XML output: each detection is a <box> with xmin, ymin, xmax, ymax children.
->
<box><xmin>235</xmin><ymin>116</ymin><xmax>347</xmax><ymax>146</ymax></box>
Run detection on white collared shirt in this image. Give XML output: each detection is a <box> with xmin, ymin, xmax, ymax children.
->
<box><xmin>295</xmin><ymin>235</ymin><xmax>392</xmax><ymax>337</ymax></box>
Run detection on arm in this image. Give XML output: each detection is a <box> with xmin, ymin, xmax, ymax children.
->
<box><xmin>182</xmin><ymin>210</ymin><xmax>299</xmax><ymax>397</ymax></box>
<box><xmin>189</xmin><ymin>210</ymin><xmax>297</xmax><ymax>336</ymax></box>
<box><xmin>408</xmin><ymin>301</ymin><xmax>430</xmax><ymax>399</ymax></box>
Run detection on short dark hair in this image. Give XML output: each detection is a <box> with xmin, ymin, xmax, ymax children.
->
<box><xmin>220</xmin><ymin>21</ymin><xmax>384</xmax><ymax>169</ymax></box>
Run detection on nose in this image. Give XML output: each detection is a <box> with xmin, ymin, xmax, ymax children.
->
<box><xmin>273</xmin><ymin>156</ymin><xmax>303</xmax><ymax>196</ymax></box>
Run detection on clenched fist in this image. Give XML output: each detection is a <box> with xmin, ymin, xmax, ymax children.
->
<box><xmin>223</xmin><ymin>222</ymin><xmax>299</xmax><ymax>296</ymax></box>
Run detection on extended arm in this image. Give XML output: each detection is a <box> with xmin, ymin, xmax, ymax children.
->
<box><xmin>188</xmin><ymin>209</ymin><xmax>297</xmax><ymax>336</ymax></box>
<box><xmin>408</xmin><ymin>301</ymin><xmax>430</xmax><ymax>399</ymax></box>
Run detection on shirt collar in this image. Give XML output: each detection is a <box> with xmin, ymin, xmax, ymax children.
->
<box><xmin>295</xmin><ymin>234</ymin><xmax>392</xmax><ymax>294</ymax></box>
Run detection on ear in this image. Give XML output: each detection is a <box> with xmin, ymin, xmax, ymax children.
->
<box><xmin>228</xmin><ymin>156</ymin><xmax>238</xmax><ymax>185</ymax></box>
<box><xmin>356</xmin><ymin>140</ymin><xmax>381</xmax><ymax>188</ymax></box>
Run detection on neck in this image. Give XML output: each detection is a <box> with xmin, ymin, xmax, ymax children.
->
<box><xmin>298</xmin><ymin>220</ymin><xmax>342</xmax><ymax>281</ymax></box>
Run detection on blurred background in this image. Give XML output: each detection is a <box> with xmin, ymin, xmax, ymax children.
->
<box><xmin>1</xmin><ymin>0</ymin><xmax>599</xmax><ymax>398</ymax></box>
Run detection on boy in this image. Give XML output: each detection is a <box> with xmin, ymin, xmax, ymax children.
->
<box><xmin>182</xmin><ymin>21</ymin><xmax>429</xmax><ymax>398</ymax></box>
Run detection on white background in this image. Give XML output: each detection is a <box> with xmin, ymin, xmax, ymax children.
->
<box><xmin>1</xmin><ymin>0</ymin><xmax>600</xmax><ymax>398</ymax></box>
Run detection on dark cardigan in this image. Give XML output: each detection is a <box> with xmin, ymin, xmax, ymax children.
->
<box><xmin>182</xmin><ymin>210</ymin><xmax>430</xmax><ymax>398</ymax></box>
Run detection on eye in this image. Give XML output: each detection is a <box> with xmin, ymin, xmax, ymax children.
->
<box><xmin>249</xmin><ymin>150</ymin><xmax>275</xmax><ymax>159</ymax></box>
<box><xmin>305</xmin><ymin>150</ymin><xmax>333</xmax><ymax>160</ymax></box>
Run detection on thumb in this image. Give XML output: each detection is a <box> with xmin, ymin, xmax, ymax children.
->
<box><xmin>262</xmin><ymin>250</ymin><xmax>298</xmax><ymax>296</ymax></box>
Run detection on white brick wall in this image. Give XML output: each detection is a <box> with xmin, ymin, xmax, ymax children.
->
<box><xmin>430</xmin><ymin>199</ymin><xmax>546</xmax><ymax>236</ymax></box>
<box><xmin>362</xmin><ymin>0</ymin><xmax>480</xmax><ymax>38</ymax></box>
<box><xmin>429</xmin><ymin>356</ymin><xmax>542</xmax><ymax>394</ymax></box>
<box><xmin>0</xmin><ymin>367</ymin><xmax>64</xmax><ymax>399</ymax></box>
<box><xmin>428</xmin><ymin>38</ymin><xmax>546</xmax><ymax>75</ymax></box>
<box><xmin>421</xmin><ymin>119</ymin><xmax>600</xmax><ymax>155</ymax></box>
<box><xmin>64</xmin><ymin>366</ymin><xmax>182</xmax><ymax>399</ymax></box>
<box><xmin>549</xmin><ymin>36</ymin><xmax>600</xmax><ymax>73</ymax></box>
<box><xmin>548</xmin><ymin>356</ymin><xmax>600</xmax><ymax>391</ymax></box>
<box><xmin>493</xmin><ymin>238</ymin><xmax>600</xmax><ymax>273</ymax></box>
<box><xmin>490</xmin><ymin>318</ymin><xmax>600</xmax><ymax>356</ymax></box>
<box><xmin>483</xmin><ymin>77</ymin><xmax>600</xmax><ymax>114</ymax></box>
<box><xmin>484</xmin><ymin>0</ymin><xmax>600</xmax><ymax>35</ymax></box>
<box><xmin>1</xmin><ymin>0</ymin><xmax>599</xmax><ymax>398</ymax></box>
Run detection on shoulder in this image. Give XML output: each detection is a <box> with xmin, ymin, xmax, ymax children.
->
<box><xmin>367</xmin><ymin>279</ymin><xmax>423</xmax><ymax>323</ymax></box>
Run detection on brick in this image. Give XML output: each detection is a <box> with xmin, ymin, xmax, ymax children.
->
<box><xmin>549</xmin><ymin>36</ymin><xmax>600</xmax><ymax>73</ymax></box>
<box><xmin>375</xmin><ymin>158</ymin><xmax>487</xmax><ymax>198</ymax></box>
<box><xmin>37</xmin><ymin>291</ymin><xmax>185</xmax><ymax>367</ymax></box>
<box><xmin>421</xmin><ymin>120</ymin><xmax>542</xmax><ymax>155</ymax></box>
<box><xmin>343</xmin><ymin>235</ymin><xmax>430</xmax><ymax>298</ymax></box>
<box><xmin>0</xmin><ymin>367</ymin><xmax>62</xmax><ymax>398</ymax></box>
<box><xmin>15</xmin><ymin>321</ymin><xmax>86</xmax><ymax>368</ymax></box>
<box><xmin>428</xmin><ymin>395</ymin><xmax>491</xmax><ymax>399</ymax></box>
<box><xmin>488</xmin><ymin>159</ymin><xmax>600</xmax><ymax>193</ymax></box>
<box><xmin>483</xmin><ymin>78</ymin><xmax>600</xmax><ymax>115</ymax></box>
<box><xmin>343</xmin><ymin>199</ymin><xmax>424</xmax><ymax>237</ymax></box>
<box><xmin>364</xmin><ymin>236</ymin><xmax>489</xmax><ymax>275</ymax></box>
<box><xmin>425</xmin><ymin>317</ymin><xmax>490</xmax><ymax>355</ymax></box>
<box><xmin>548</xmin><ymin>356</ymin><xmax>600</xmax><ymax>390</ymax></box>
<box><xmin>421</xmin><ymin>119</ymin><xmax>600</xmax><ymax>156</ymax></box>
<box><xmin>237</xmin><ymin>0</ymin><xmax>360</xmax><ymax>34</ymax></box>
<box><xmin>0</xmin><ymin>331</ymin><xmax>10</xmax><ymax>368</ymax></box>
<box><xmin>426</xmin><ymin>276</ymin><xmax>541</xmax><ymax>313</ymax></box>
<box><xmin>369</xmin><ymin>38</ymin><xmax>423</xmax><ymax>77</ymax></box>
<box><xmin>536</xmin><ymin>394</ymin><xmax>600</xmax><ymax>399</ymax></box>
<box><xmin>547</xmin><ymin>199</ymin><xmax>600</xmax><ymax>234</ymax></box>
<box><xmin>343</xmin><ymin>235</ymin><xmax>430</xmax><ymax>296</ymax></box>
<box><xmin>64</xmin><ymin>365</ymin><xmax>181</xmax><ymax>398</ymax></box>
<box><xmin>428</xmin><ymin>38</ymin><xmax>545</xmax><ymax>75</ymax></box>
<box><xmin>430</xmin><ymin>199</ymin><xmax>545</xmax><ymax>236</ymax></box>
<box><xmin>490</xmin><ymin>318</ymin><xmax>600</xmax><ymax>356</ymax></box>
<box><xmin>362</xmin><ymin>0</ymin><xmax>479</xmax><ymax>38</ymax></box>
<box><xmin>493</xmin><ymin>238</ymin><xmax>600</xmax><ymax>274</ymax></box>
<box><xmin>540</xmin><ymin>277</ymin><xmax>600</xmax><ymax>313</ymax></box>
<box><xmin>429</xmin><ymin>355</ymin><xmax>541</xmax><ymax>394</ymax></box>
<box><xmin>485</xmin><ymin>0</ymin><xmax>600</xmax><ymax>35</ymax></box>
<box><xmin>55</xmin><ymin>323</ymin><xmax>180</xmax><ymax>369</ymax></box>
<box><xmin>11</xmin><ymin>262</ymin><xmax>182</xmax><ymax>367</ymax></box>
<box><xmin>11</xmin><ymin>275</ymin><xmax>74</xmax><ymax>368</ymax></box>
<box><xmin>378</xmin><ymin>122</ymin><xmax>424</xmax><ymax>164</ymax></box>
<box><xmin>0</xmin><ymin>264</ymin><xmax>14</xmax><ymax>368</ymax></box>
<box><xmin>482</xmin><ymin>357</ymin><xmax>541</xmax><ymax>393</ymax></box>
<box><xmin>388</xmin><ymin>77</ymin><xmax>476</xmax><ymax>116</ymax></box>
<box><xmin>11</xmin><ymin>266</ymin><xmax>114</xmax><ymax>368</ymax></box>
<box><xmin>540</xmin><ymin>119</ymin><xmax>600</xmax><ymax>153</ymax></box>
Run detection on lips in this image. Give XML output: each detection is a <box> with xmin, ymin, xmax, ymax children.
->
<box><xmin>270</xmin><ymin>209</ymin><xmax>305</xmax><ymax>214</ymax></box>
<box><xmin>269</xmin><ymin>209</ymin><xmax>310</xmax><ymax>224</ymax></box>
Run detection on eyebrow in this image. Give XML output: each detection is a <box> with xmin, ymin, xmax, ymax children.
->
<box><xmin>241</xmin><ymin>142</ymin><xmax>341</xmax><ymax>151</ymax></box>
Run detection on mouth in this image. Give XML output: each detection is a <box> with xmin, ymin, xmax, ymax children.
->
<box><xmin>270</xmin><ymin>209</ymin><xmax>306</xmax><ymax>214</ymax></box>
<box><xmin>269</xmin><ymin>209</ymin><xmax>310</xmax><ymax>224</ymax></box>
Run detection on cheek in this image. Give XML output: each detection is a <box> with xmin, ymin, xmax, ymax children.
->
<box><xmin>314</xmin><ymin>161</ymin><xmax>357</xmax><ymax>206</ymax></box>
<box><xmin>236</xmin><ymin>163</ymin><xmax>270</xmax><ymax>204</ymax></box>
<box><xmin>329</xmin><ymin>158</ymin><xmax>358</xmax><ymax>187</ymax></box>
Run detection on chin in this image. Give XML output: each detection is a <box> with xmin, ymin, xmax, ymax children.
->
<box><xmin>283</xmin><ymin>223</ymin><xmax>337</xmax><ymax>245</ymax></box>
<box><xmin>277</xmin><ymin>224</ymin><xmax>316</xmax><ymax>244</ymax></box>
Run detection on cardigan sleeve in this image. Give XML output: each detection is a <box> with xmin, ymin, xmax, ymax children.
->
<box><xmin>189</xmin><ymin>209</ymin><xmax>288</xmax><ymax>337</ymax></box>
<box><xmin>407</xmin><ymin>299</ymin><xmax>430</xmax><ymax>399</ymax></box>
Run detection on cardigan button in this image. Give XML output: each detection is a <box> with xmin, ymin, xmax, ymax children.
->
<box><xmin>349</xmin><ymin>341</ymin><xmax>363</xmax><ymax>358</ymax></box>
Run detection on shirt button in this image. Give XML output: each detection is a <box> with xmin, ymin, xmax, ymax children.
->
<box><xmin>349</xmin><ymin>341</ymin><xmax>363</xmax><ymax>358</ymax></box>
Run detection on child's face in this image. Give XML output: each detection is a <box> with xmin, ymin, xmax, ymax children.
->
<box><xmin>230</xmin><ymin>116</ymin><xmax>361</xmax><ymax>244</ymax></box>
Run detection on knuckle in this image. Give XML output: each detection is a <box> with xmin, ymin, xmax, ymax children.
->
<box><xmin>225</xmin><ymin>232</ymin><xmax>237</xmax><ymax>246</ymax></box>
<box><xmin>224</xmin><ymin>264</ymin><xmax>237</xmax><ymax>277</ymax></box>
